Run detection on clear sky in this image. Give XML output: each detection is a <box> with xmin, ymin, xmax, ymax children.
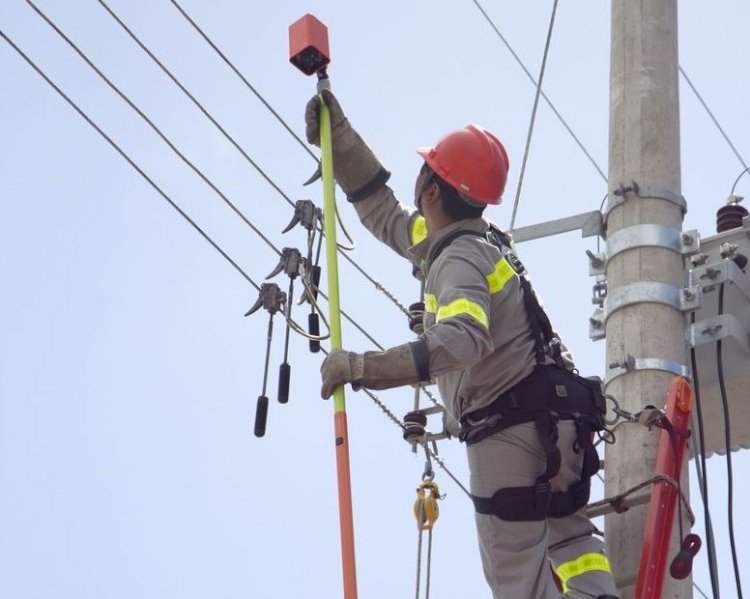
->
<box><xmin>1</xmin><ymin>1</ymin><xmax>749</xmax><ymax>598</ymax></box>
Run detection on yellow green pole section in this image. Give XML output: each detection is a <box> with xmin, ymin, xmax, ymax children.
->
<box><xmin>319</xmin><ymin>92</ymin><xmax>358</xmax><ymax>599</ymax></box>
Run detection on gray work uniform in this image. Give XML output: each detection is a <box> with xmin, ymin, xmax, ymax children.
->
<box><xmin>351</xmin><ymin>185</ymin><xmax>620</xmax><ymax>598</ymax></box>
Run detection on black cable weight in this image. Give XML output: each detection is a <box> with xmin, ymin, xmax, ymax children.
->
<box><xmin>310</xmin><ymin>265</ymin><xmax>321</xmax><ymax>300</ymax></box>
<box><xmin>308</xmin><ymin>313</ymin><xmax>321</xmax><ymax>353</ymax></box>
<box><xmin>278</xmin><ymin>362</ymin><xmax>291</xmax><ymax>404</ymax></box>
<box><xmin>254</xmin><ymin>395</ymin><xmax>269</xmax><ymax>437</ymax></box>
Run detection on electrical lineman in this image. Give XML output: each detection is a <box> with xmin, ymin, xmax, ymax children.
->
<box><xmin>306</xmin><ymin>90</ymin><xmax>620</xmax><ymax>599</ymax></box>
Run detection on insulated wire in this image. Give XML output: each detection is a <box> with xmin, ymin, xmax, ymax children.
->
<box><xmin>509</xmin><ymin>0</ymin><xmax>559</xmax><ymax>233</ymax></box>
<box><xmin>95</xmin><ymin>0</ymin><xmax>297</xmax><ymax>210</ymax></box>
<box><xmin>1</xmin><ymin>22</ymin><xmax>476</xmax><ymax>577</ymax></box>
<box><xmin>689</xmin><ymin>313</ymin><xmax>721</xmax><ymax>598</ymax></box>
<box><xmin>474</xmin><ymin>1</ymin><xmax>749</xmax><ymax>224</ymax></box>
<box><xmin>0</xmin><ymin>29</ymin><xmax>260</xmax><ymax>293</ymax></box>
<box><xmin>167</xmin><ymin>0</ymin><xmax>316</xmax><ymax>162</ymax></box>
<box><xmin>717</xmin><ymin>283</ymin><xmax>744</xmax><ymax>599</ymax></box>
<box><xmin>25</xmin><ymin>0</ymin><xmax>282</xmax><ymax>257</ymax></box>
<box><xmin>679</xmin><ymin>66</ymin><xmax>748</xmax><ymax>172</ymax></box>
<box><xmin>21</xmin><ymin>2</ymin><xmax>445</xmax><ymax>433</ymax></box>
<box><xmin>470</xmin><ymin>0</ymin><xmax>607</xmax><ymax>184</ymax></box>
<box><xmin>27</xmin><ymin>1</ymin><xmax>386</xmax><ymax>351</ymax></box>
<box><xmin>104</xmin><ymin>0</ymin><xmax>408</xmax><ymax>317</ymax></box>
<box><xmin>730</xmin><ymin>166</ymin><xmax>750</xmax><ymax>196</ymax></box>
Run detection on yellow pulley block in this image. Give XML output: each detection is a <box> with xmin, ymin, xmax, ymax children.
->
<box><xmin>414</xmin><ymin>480</ymin><xmax>441</xmax><ymax>531</ymax></box>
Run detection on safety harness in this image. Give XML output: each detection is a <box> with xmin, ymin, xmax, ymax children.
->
<box><xmin>430</xmin><ymin>224</ymin><xmax>606</xmax><ymax>521</ymax></box>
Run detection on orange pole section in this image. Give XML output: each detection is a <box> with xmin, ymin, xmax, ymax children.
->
<box><xmin>334</xmin><ymin>411</ymin><xmax>357</xmax><ymax>598</ymax></box>
<box><xmin>635</xmin><ymin>377</ymin><xmax>693</xmax><ymax>599</ymax></box>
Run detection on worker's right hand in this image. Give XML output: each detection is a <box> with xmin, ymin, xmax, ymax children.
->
<box><xmin>303</xmin><ymin>89</ymin><xmax>390</xmax><ymax>200</ymax></box>
<box><xmin>305</xmin><ymin>89</ymin><xmax>353</xmax><ymax>150</ymax></box>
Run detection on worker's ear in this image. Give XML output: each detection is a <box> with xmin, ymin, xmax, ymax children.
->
<box><xmin>423</xmin><ymin>180</ymin><xmax>440</xmax><ymax>207</ymax></box>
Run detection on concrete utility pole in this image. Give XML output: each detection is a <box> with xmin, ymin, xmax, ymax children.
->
<box><xmin>605</xmin><ymin>1</ymin><xmax>692</xmax><ymax>597</ymax></box>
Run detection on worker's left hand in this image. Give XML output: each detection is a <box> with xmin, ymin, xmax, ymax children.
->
<box><xmin>320</xmin><ymin>349</ymin><xmax>364</xmax><ymax>399</ymax></box>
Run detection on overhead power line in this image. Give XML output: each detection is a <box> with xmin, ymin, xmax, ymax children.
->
<box><xmin>25</xmin><ymin>0</ymin><xmax>282</xmax><ymax>256</ymax></box>
<box><xmin>2</xmin><ymin>20</ymin><xmax>383</xmax><ymax>351</ymax></box>
<box><xmin>679</xmin><ymin>66</ymin><xmax>748</xmax><ymax>172</ymax></box>
<box><xmin>97</xmin><ymin>0</ymin><xmax>410</xmax><ymax>318</ymax></box>
<box><xmin>0</xmin><ymin>28</ymin><xmax>260</xmax><ymax>293</ymax></box>
<box><xmin>470</xmin><ymin>0</ymin><xmax>608</xmax><ymax>184</ymax></box>
<box><xmin>510</xmin><ymin>0</ymin><xmax>559</xmax><ymax>233</ymax></box>
<box><xmin>168</xmin><ymin>0</ymin><xmax>316</xmax><ymax>162</ymax></box>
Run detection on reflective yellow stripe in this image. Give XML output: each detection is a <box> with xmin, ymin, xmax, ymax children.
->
<box><xmin>411</xmin><ymin>216</ymin><xmax>428</xmax><ymax>245</ymax></box>
<box><xmin>486</xmin><ymin>258</ymin><xmax>515</xmax><ymax>294</ymax></box>
<box><xmin>436</xmin><ymin>298</ymin><xmax>489</xmax><ymax>329</ymax></box>
<box><xmin>424</xmin><ymin>293</ymin><xmax>437</xmax><ymax>313</ymax></box>
<box><xmin>555</xmin><ymin>553</ymin><xmax>612</xmax><ymax>594</ymax></box>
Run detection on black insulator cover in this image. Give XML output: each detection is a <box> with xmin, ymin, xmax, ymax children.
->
<box><xmin>403</xmin><ymin>410</ymin><xmax>428</xmax><ymax>427</ymax></box>
<box><xmin>408</xmin><ymin>301</ymin><xmax>426</xmax><ymax>334</ymax></box>
<box><xmin>254</xmin><ymin>395</ymin><xmax>269</xmax><ymax>437</ymax></box>
<box><xmin>278</xmin><ymin>362</ymin><xmax>291</xmax><ymax>404</ymax></box>
<box><xmin>402</xmin><ymin>424</ymin><xmax>426</xmax><ymax>442</ymax></box>
<box><xmin>716</xmin><ymin>204</ymin><xmax>748</xmax><ymax>233</ymax></box>
<box><xmin>308</xmin><ymin>313</ymin><xmax>320</xmax><ymax>353</ymax></box>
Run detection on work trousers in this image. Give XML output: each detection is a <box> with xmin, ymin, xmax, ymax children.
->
<box><xmin>468</xmin><ymin>421</ymin><xmax>620</xmax><ymax>598</ymax></box>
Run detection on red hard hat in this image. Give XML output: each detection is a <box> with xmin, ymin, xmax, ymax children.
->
<box><xmin>416</xmin><ymin>125</ymin><xmax>509</xmax><ymax>205</ymax></box>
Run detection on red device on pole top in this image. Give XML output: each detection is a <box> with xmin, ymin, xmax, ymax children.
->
<box><xmin>289</xmin><ymin>14</ymin><xmax>330</xmax><ymax>76</ymax></box>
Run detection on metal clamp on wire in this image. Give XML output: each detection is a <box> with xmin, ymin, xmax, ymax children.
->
<box><xmin>245</xmin><ymin>283</ymin><xmax>287</xmax><ymax>437</ymax></box>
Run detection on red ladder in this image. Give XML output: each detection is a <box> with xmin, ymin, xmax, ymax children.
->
<box><xmin>635</xmin><ymin>376</ymin><xmax>693</xmax><ymax>598</ymax></box>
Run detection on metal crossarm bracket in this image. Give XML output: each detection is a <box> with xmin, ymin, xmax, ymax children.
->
<box><xmin>605</xmin><ymin>355</ymin><xmax>690</xmax><ymax>384</ymax></box>
<box><xmin>605</xmin><ymin>181</ymin><xmax>687</xmax><ymax>224</ymax></box>
<box><xmin>588</xmin><ymin>225</ymin><xmax>700</xmax><ymax>276</ymax></box>
<box><xmin>511</xmin><ymin>210</ymin><xmax>603</xmax><ymax>243</ymax></box>
<box><xmin>688</xmin><ymin>313</ymin><xmax>750</xmax><ymax>354</ymax></box>
<box><xmin>690</xmin><ymin>257</ymin><xmax>750</xmax><ymax>300</ymax></box>
<box><xmin>589</xmin><ymin>306</ymin><xmax>606</xmax><ymax>340</ymax></box>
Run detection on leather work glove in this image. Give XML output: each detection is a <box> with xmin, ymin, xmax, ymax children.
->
<box><xmin>305</xmin><ymin>89</ymin><xmax>390</xmax><ymax>201</ymax></box>
<box><xmin>320</xmin><ymin>344</ymin><xmax>424</xmax><ymax>399</ymax></box>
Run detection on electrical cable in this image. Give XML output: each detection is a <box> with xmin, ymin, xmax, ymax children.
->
<box><xmin>26</xmin><ymin>0</ymin><xmax>389</xmax><ymax>351</ymax></box>
<box><xmin>470</xmin><ymin>0</ymin><xmax>607</xmax><ymax>184</ymax></box>
<box><xmin>679</xmin><ymin>66</ymin><xmax>748</xmax><ymax>173</ymax></box>
<box><xmin>717</xmin><ymin>282</ymin><xmax>744</xmax><ymax>599</ymax></box>
<box><xmin>167</xmin><ymin>0</ymin><xmax>315</xmax><ymax>162</ymax></box>
<box><xmin>509</xmin><ymin>0</ymin><xmax>559</xmax><ymax>233</ymax></box>
<box><xmin>689</xmin><ymin>311</ymin><xmax>721</xmax><ymax>598</ymax></box>
<box><xmin>0</xmin><ymin>28</ymin><xmax>260</xmax><ymax>293</ymax></box>
<box><xmin>95</xmin><ymin>0</ymin><xmax>297</xmax><ymax>209</ymax></box>
<box><xmin>165</xmin><ymin>0</ymin><xmax>409</xmax><ymax>314</ymax></box>
<box><xmin>730</xmin><ymin>166</ymin><xmax>750</xmax><ymax>196</ymax></box>
<box><xmin>25</xmin><ymin>0</ymin><xmax>283</xmax><ymax>257</ymax></box>
<box><xmin>98</xmin><ymin>0</ymin><xmax>410</xmax><ymax>318</ymax></box>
